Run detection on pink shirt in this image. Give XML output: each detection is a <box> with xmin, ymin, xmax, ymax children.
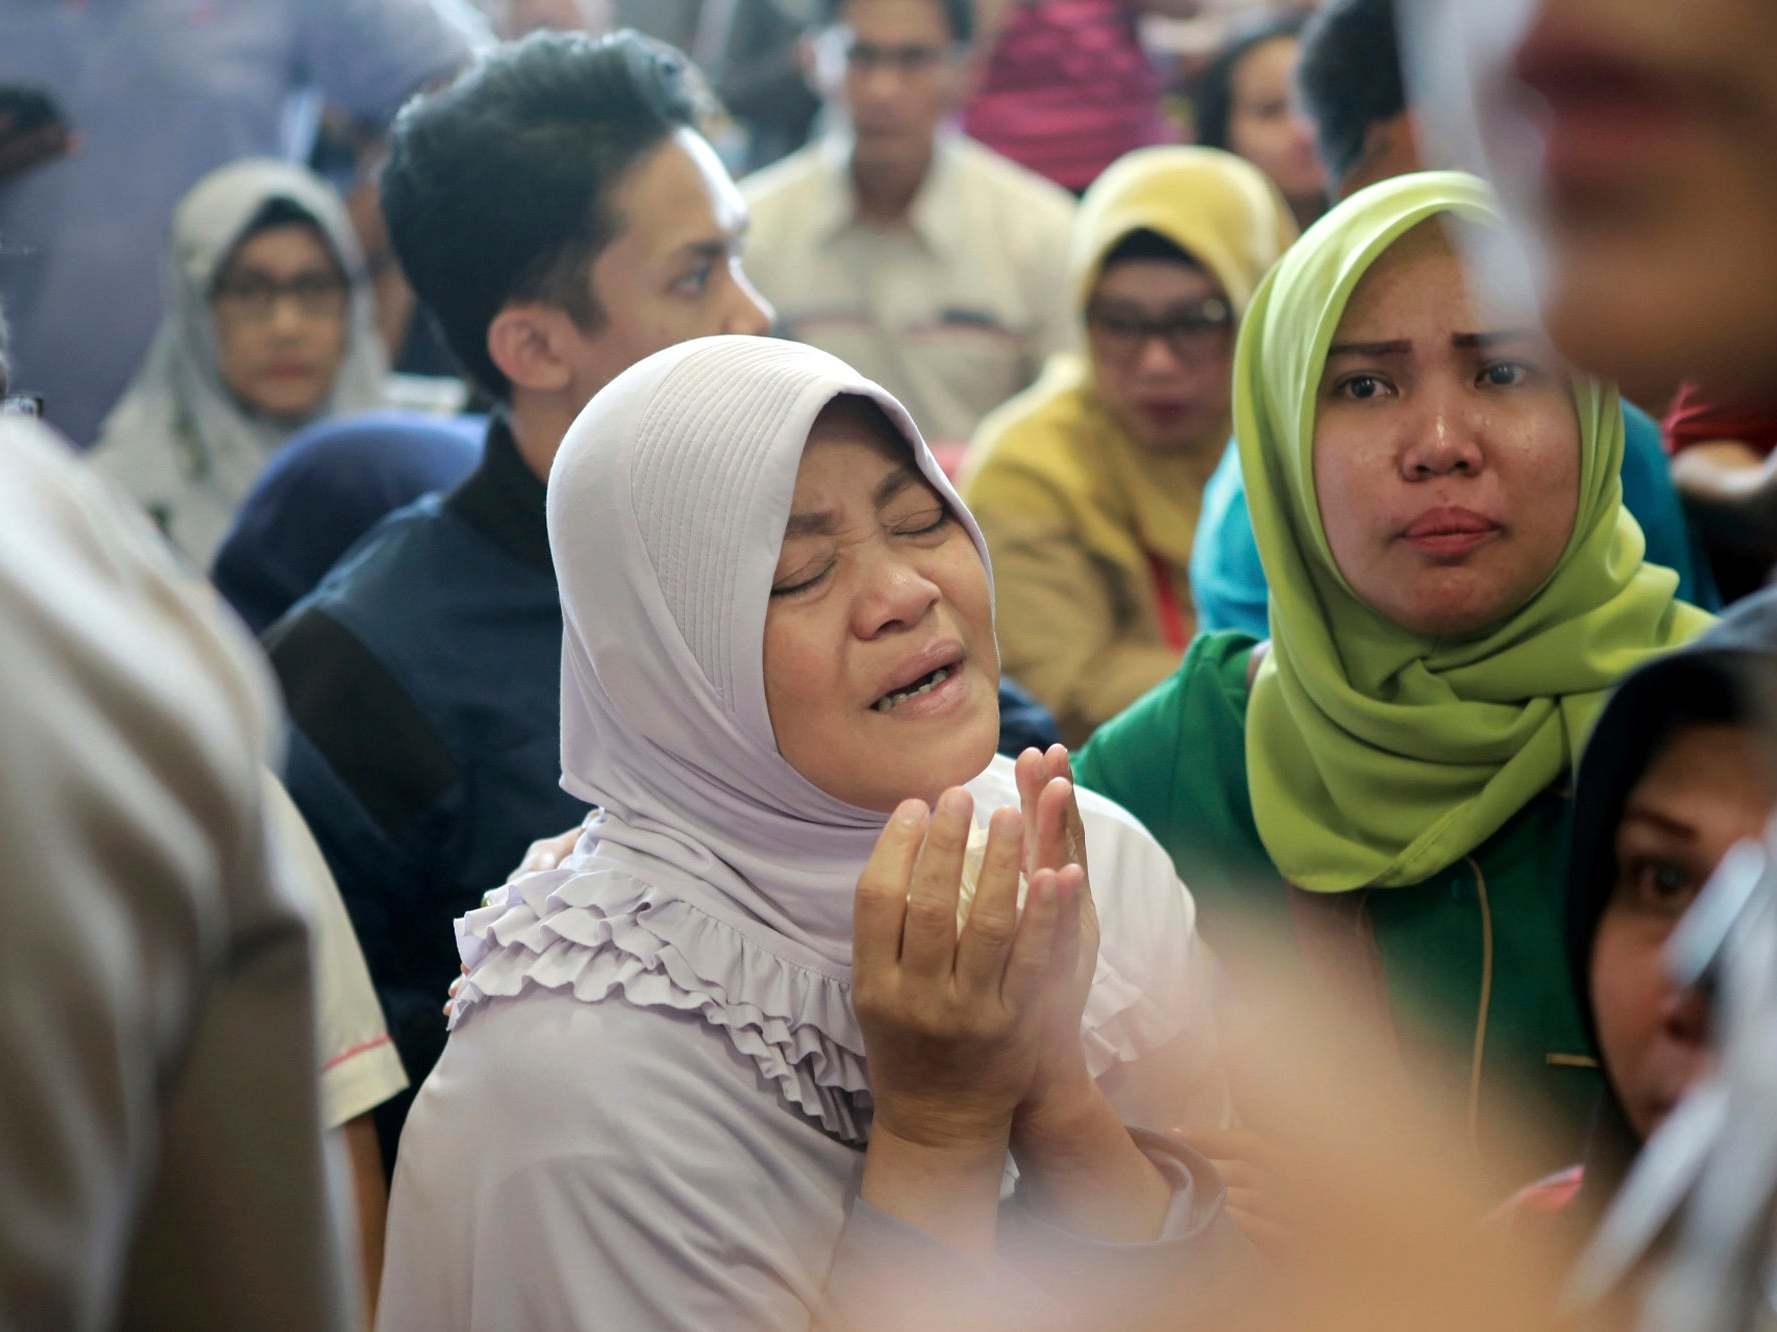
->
<box><xmin>963</xmin><ymin>0</ymin><xmax>1173</xmax><ymax>192</ymax></box>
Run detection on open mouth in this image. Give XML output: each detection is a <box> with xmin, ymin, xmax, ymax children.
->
<box><xmin>873</xmin><ymin>665</ymin><xmax>953</xmax><ymax>713</ymax></box>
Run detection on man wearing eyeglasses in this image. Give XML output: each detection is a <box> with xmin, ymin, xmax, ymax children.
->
<box><xmin>739</xmin><ymin>0</ymin><xmax>1077</xmax><ymax>452</ymax></box>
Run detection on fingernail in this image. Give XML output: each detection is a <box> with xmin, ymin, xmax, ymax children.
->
<box><xmin>894</xmin><ymin>799</ymin><xmax>928</xmax><ymax>827</ymax></box>
<box><xmin>938</xmin><ymin>788</ymin><xmax>971</xmax><ymax>819</ymax></box>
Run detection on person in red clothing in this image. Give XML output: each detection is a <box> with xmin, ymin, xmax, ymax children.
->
<box><xmin>962</xmin><ymin>0</ymin><xmax>1195</xmax><ymax>194</ymax></box>
<box><xmin>1663</xmin><ymin>382</ymin><xmax>1777</xmax><ymax>600</ymax></box>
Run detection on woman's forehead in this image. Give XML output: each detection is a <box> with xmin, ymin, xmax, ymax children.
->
<box><xmin>1334</xmin><ymin>220</ymin><xmax>1468</xmax><ymax>338</ymax></box>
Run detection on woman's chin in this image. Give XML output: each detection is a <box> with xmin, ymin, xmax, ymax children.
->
<box><xmin>881</xmin><ymin>727</ymin><xmax>1002</xmax><ymax>813</ymax></box>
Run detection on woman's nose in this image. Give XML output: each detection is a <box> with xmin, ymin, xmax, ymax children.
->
<box><xmin>853</xmin><ymin>554</ymin><xmax>940</xmax><ymax>638</ymax></box>
<box><xmin>1398</xmin><ymin>397</ymin><xmax>1485</xmax><ymax>480</ymax></box>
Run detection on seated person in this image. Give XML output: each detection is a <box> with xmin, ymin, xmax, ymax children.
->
<box><xmin>91</xmin><ymin>160</ymin><xmax>387</xmax><ymax>565</ymax></box>
<box><xmin>741</xmin><ymin>0</ymin><xmax>1076</xmax><ymax>445</ymax></box>
<box><xmin>962</xmin><ymin>146</ymin><xmax>1296</xmax><ymax>745</ymax></box>
<box><xmin>1192</xmin><ymin>13</ymin><xmax>1327</xmax><ymax>231</ymax></box>
<box><xmin>1663</xmin><ymin>381</ymin><xmax>1777</xmax><ymax>603</ymax></box>
<box><xmin>1076</xmin><ymin>174</ymin><xmax>1713</xmax><ymax>1180</ymax></box>
<box><xmin>265</xmin><ymin>31</ymin><xmax>773</xmax><ymax>1165</ymax></box>
<box><xmin>1506</xmin><ymin>586</ymin><xmax>1777</xmax><ymax>1243</ymax></box>
<box><xmin>1187</xmin><ymin>0</ymin><xmax>1717</xmax><ymax>637</ymax></box>
<box><xmin>377</xmin><ymin>336</ymin><xmax>1232</xmax><ymax>1330</ymax></box>
<box><xmin>212</xmin><ymin>410</ymin><xmax>482</xmax><ymax>634</ymax></box>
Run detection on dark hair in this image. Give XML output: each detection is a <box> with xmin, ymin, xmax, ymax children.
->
<box><xmin>1194</xmin><ymin>13</ymin><xmax>1309</xmax><ymax>152</ymax></box>
<box><xmin>1099</xmin><ymin>228</ymin><xmax>1198</xmax><ymax>272</ymax></box>
<box><xmin>380</xmin><ymin>29</ymin><xmax>707</xmax><ymax>400</ymax></box>
<box><xmin>1298</xmin><ymin>0</ymin><xmax>1405</xmax><ymax>183</ymax></box>
<box><xmin>216</xmin><ymin>197</ymin><xmax>343</xmax><ymax>290</ymax></box>
<box><xmin>818</xmin><ymin>0</ymin><xmax>973</xmax><ymax>45</ymax></box>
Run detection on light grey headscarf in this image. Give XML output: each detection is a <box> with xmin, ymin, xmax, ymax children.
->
<box><xmin>453</xmin><ymin>336</ymin><xmax>1210</xmax><ymax>1144</ymax></box>
<box><xmin>92</xmin><ymin>159</ymin><xmax>386</xmax><ymax>566</ymax></box>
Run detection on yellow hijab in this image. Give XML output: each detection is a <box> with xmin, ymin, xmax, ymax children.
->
<box><xmin>966</xmin><ymin>146</ymin><xmax>1298</xmax><ymax>571</ymax></box>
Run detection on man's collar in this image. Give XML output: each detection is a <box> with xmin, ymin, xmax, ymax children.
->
<box><xmin>442</xmin><ymin>413</ymin><xmax>553</xmax><ymax>574</ymax></box>
<box><xmin>814</xmin><ymin>130</ymin><xmax>963</xmax><ymax>255</ymax></box>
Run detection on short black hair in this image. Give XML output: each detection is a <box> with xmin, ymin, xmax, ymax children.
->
<box><xmin>1100</xmin><ymin>228</ymin><xmax>1198</xmax><ymax>272</ymax></box>
<box><xmin>819</xmin><ymin>0</ymin><xmax>973</xmax><ymax>45</ymax></box>
<box><xmin>1298</xmin><ymin>0</ymin><xmax>1405</xmax><ymax>183</ymax></box>
<box><xmin>380</xmin><ymin>29</ymin><xmax>707</xmax><ymax>400</ymax></box>
<box><xmin>1193</xmin><ymin>13</ymin><xmax>1309</xmax><ymax>153</ymax></box>
<box><xmin>216</xmin><ymin>197</ymin><xmax>343</xmax><ymax>289</ymax></box>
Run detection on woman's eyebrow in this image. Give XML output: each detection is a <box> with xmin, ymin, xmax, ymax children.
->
<box><xmin>1326</xmin><ymin>338</ymin><xmax>1412</xmax><ymax>359</ymax></box>
<box><xmin>1451</xmin><ymin>329</ymin><xmax>1539</xmax><ymax>350</ymax></box>
<box><xmin>1620</xmin><ymin>805</ymin><xmax>1698</xmax><ymax>840</ymax></box>
<box><xmin>873</xmin><ymin>465</ymin><xmax>920</xmax><ymax>509</ymax></box>
<box><xmin>783</xmin><ymin>509</ymin><xmax>837</xmax><ymax>539</ymax></box>
<box><xmin>782</xmin><ymin>465</ymin><xmax>923</xmax><ymax>538</ymax></box>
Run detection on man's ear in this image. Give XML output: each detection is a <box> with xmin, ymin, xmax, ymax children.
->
<box><xmin>487</xmin><ymin>303</ymin><xmax>579</xmax><ymax>395</ymax></box>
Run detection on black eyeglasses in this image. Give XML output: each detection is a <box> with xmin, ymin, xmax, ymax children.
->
<box><xmin>827</xmin><ymin>27</ymin><xmax>952</xmax><ymax>76</ymax></box>
<box><xmin>212</xmin><ymin>273</ymin><xmax>349</xmax><ymax>322</ymax></box>
<box><xmin>1085</xmin><ymin>298</ymin><xmax>1234</xmax><ymax>366</ymax></box>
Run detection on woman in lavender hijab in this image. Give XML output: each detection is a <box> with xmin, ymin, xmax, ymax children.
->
<box><xmin>376</xmin><ymin>337</ymin><xmax>1241</xmax><ymax>1330</ymax></box>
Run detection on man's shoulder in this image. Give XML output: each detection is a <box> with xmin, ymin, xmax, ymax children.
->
<box><xmin>740</xmin><ymin>141</ymin><xmax>832</xmax><ymax>216</ymax></box>
<box><xmin>949</xmin><ymin>136</ymin><xmax>1076</xmax><ymax>220</ymax></box>
<box><xmin>307</xmin><ymin>493</ymin><xmax>454</xmax><ymax>599</ymax></box>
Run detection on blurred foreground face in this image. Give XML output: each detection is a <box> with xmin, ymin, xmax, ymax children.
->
<box><xmin>1311</xmin><ymin>222</ymin><xmax>1580</xmax><ymax>639</ymax></box>
<box><xmin>834</xmin><ymin>0</ymin><xmax>961</xmax><ymax>176</ymax></box>
<box><xmin>1593</xmin><ymin>722</ymin><xmax>1774</xmax><ymax>1139</ymax></box>
<box><xmin>1459</xmin><ymin>0</ymin><xmax>1777</xmax><ymax>394</ymax></box>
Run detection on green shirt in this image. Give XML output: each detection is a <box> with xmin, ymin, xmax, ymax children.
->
<box><xmin>1076</xmin><ymin>630</ymin><xmax>1602</xmax><ymax>1172</ymax></box>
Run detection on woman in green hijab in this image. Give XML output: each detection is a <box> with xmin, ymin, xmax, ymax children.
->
<box><xmin>1076</xmin><ymin>172</ymin><xmax>1712</xmax><ymax>1174</ymax></box>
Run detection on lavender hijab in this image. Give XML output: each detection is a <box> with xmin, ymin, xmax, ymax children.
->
<box><xmin>455</xmin><ymin>336</ymin><xmax>1189</xmax><ymax>1144</ymax></box>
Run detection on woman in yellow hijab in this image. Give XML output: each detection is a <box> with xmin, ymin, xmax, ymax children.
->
<box><xmin>960</xmin><ymin>146</ymin><xmax>1297</xmax><ymax>745</ymax></box>
<box><xmin>1076</xmin><ymin>172</ymin><xmax>1711</xmax><ymax>1176</ymax></box>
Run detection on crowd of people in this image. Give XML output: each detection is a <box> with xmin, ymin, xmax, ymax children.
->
<box><xmin>1</xmin><ymin>0</ymin><xmax>1774</xmax><ymax>1328</ymax></box>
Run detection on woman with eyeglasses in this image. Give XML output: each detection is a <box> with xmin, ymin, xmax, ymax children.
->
<box><xmin>91</xmin><ymin>159</ymin><xmax>387</xmax><ymax>566</ymax></box>
<box><xmin>960</xmin><ymin>147</ymin><xmax>1296</xmax><ymax>745</ymax></box>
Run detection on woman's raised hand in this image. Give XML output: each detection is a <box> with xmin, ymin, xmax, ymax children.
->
<box><xmin>851</xmin><ymin>787</ymin><xmax>1077</xmax><ymax>1152</ymax></box>
<box><xmin>1012</xmin><ymin>745</ymin><xmax>1102</xmax><ymax>1120</ymax></box>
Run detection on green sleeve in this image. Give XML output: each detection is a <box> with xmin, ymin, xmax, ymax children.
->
<box><xmin>1076</xmin><ymin>630</ymin><xmax>1276</xmax><ymax>927</ymax></box>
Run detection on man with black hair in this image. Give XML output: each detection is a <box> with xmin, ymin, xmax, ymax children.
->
<box><xmin>265</xmin><ymin>28</ymin><xmax>773</xmax><ymax>1163</ymax></box>
<box><xmin>741</xmin><ymin>0</ymin><xmax>1076</xmax><ymax>445</ymax></box>
<box><xmin>1295</xmin><ymin>0</ymin><xmax>1419</xmax><ymax>199</ymax></box>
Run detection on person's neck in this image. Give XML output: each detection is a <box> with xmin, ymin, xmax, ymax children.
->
<box><xmin>506</xmin><ymin>390</ymin><xmax>582</xmax><ymax>484</ymax></box>
<box><xmin>850</xmin><ymin>147</ymin><xmax>934</xmax><ymax>227</ymax></box>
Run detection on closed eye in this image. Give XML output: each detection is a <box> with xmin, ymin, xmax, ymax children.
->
<box><xmin>892</xmin><ymin>508</ymin><xmax>950</xmax><ymax>538</ymax></box>
<box><xmin>769</xmin><ymin>561</ymin><xmax>832</xmax><ymax>598</ymax></box>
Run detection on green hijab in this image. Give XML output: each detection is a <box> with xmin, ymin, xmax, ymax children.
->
<box><xmin>1238</xmin><ymin>172</ymin><xmax>1713</xmax><ymax>892</ymax></box>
